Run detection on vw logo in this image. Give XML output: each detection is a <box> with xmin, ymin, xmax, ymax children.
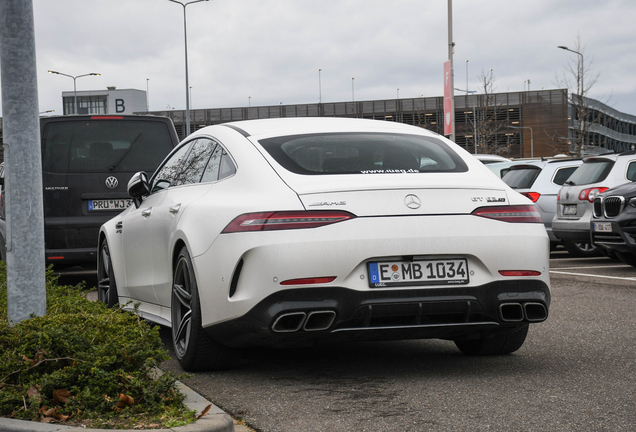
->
<box><xmin>404</xmin><ymin>194</ymin><xmax>421</xmax><ymax>209</ymax></box>
<box><xmin>105</xmin><ymin>176</ymin><xmax>119</xmax><ymax>189</ymax></box>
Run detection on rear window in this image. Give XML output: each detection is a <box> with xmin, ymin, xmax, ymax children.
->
<box><xmin>565</xmin><ymin>159</ymin><xmax>614</xmax><ymax>186</ymax></box>
<box><xmin>41</xmin><ymin>119</ymin><xmax>175</xmax><ymax>174</ymax></box>
<box><xmin>258</xmin><ymin>132</ymin><xmax>468</xmax><ymax>175</ymax></box>
<box><xmin>552</xmin><ymin>166</ymin><xmax>580</xmax><ymax>185</ymax></box>
<box><xmin>502</xmin><ymin>166</ymin><xmax>541</xmax><ymax>189</ymax></box>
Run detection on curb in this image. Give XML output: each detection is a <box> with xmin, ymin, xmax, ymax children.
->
<box><xmin>0</xmin><ymin>380</ymin><xmax>235</xmax><ymax>432</ymax></box>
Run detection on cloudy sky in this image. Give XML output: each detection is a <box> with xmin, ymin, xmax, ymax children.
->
<box><xmin>3</xmin><ymin>0</ymin><xmax>636</xmax><ymax>117</ymax></box>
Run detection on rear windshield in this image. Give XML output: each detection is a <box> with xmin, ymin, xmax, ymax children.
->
<box><xmin>565</xmin><ymin>159</ymin><xmax>614</xmax><ymax>186</ymax></box>
<box><xmin>258</xmin><ymin>132</ymin><xmax>468</xmax><ymax>175</ymax></box>
<box><xmin>502</xmin><ymin>166</ymin><xmax>541</xmax><ymax>189</ymax></box>
<box><xmin>42</xmin><ymin>120</ymin><xmax>175</xmax><ymax>173</ymax></box>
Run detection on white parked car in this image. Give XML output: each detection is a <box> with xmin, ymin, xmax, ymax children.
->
<box><xmin>98</xmin><ymin>118</ymin><xmax>551</xmax><ymax>371</ymax></box>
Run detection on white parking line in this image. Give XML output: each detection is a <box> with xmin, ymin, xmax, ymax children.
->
<box><xmin>549</xmin><ymin>270</ymin><xmax>636</xmax><ymax>281</ymax></box>
<box><xmin>551</xmin><ymin>265</ymin><xmax>631</xmax><ymax>270</ymax></box>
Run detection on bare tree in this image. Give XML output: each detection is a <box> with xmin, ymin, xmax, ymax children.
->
<box><xmin>473</xmin><ymin>69</ymin><xmax>513</xmax><ymax>156</ymax></box>
<box><xmin>554</xmin><ymin>34</ymin><xmax>605</xmax><ymax>156</ymax></box>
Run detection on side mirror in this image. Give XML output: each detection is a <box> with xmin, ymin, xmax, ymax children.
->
<box><xmin>127</xmin><ymin>171</ymin><xmax>149</xmax><ymax>208</ymax></box>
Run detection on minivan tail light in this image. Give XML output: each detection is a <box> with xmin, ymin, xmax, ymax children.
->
<box><xmin>521</xmin><ymin>192</ymin><xmax>541</xmax><ymax>202</ymax></box>
<box><xmin>579</xmin><ymin>187</ymin><xmax>609</xmax><ymax>203</ymax></box>
<box><xmin>471</xmin><ymin>205</ymin><xmax>542</xmax><ymax>223</ymax></box>
<box><xmin>222</xmin><ymin>210</ymin><xmax>355</xmax><ymax>233</ymax></box>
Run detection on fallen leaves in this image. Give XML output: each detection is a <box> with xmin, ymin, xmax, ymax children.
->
<box><xmin>196</xmin><ymin>404</ymin><xmax>212</xmax><ymax>419</ymax></box>
<box><xmin>116</xmin><ymin>393</ymin><xmax>135</xmax><ymax>410</ymax></box>
<box><xmin>40</xmin><ymin>406</ymin><xmax>72</xmax><ymax>422</ymax></box>
<box><xmin>53</xmin><ymin>389</ymin><xmax>71</xmax><ymax>404</ymax></box>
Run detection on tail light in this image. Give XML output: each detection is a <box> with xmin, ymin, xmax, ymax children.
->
<box><xmin>499</xmin><ymin>270</ymin><xmax>542</xmax><ymax>277</ymax></box>
<box><xmin>222</xmin><ymin>210</ymin><xmax>355</xmax><ymax>233</ymax></box>
<box><xmin>280</xmin><ymin>276</ymin><xmax>337</xmax><ymax>286</ymax></box>
<box><xmin>472</xmin><ymin>205</ymin><xmax>542</xmax><ymax>223</ymax></box>
<box><xmin>579</xmin><ymin>187</ymin><xmax>608</xmax><ymax>203</ymax></box>
<box><xmin>521</xmin><ymin>192</ymin><xmax>540</xmax><ymax>203</ymax></box>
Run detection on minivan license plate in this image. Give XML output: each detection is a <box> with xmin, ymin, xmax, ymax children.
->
<box><xmin>368</xmin><ymin>259</ymin><xmax>469</xmax><ymax>288</ymax></box>
<box><xmin>563</xmin><ymin>204</ymin><xmax>577</xmax><ymax>215</ymax></box>
<box><xmin>594</xmin><ymin>222</ymin><xmax>612</xmax><ymax>232</ymax></box>
<box><xmin>89</xmin><ymin>199</ymin><xmax>132</xmax><ymax>211</ymax></box>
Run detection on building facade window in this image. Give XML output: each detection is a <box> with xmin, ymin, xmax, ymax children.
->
<box><xmin>63</xmin><ymin>96</ymin><xmax>107</xmax><ymax>115</ymax></box>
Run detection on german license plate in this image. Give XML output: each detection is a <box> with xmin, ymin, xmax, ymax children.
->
<box><xmin>88</xmin><ymin>199</ymin><xmax>132</xmax><ymax>211</ymax></box>
<box><xmin>563</xmin><ymin>204</ymin><xmax>577</xmax><ymax>215</ymax></box>
<box><xmin>593</xmin><ymin>222</ymin><xmax>612</xmax><ymax>232</ymax></box>
<box><xmin>368</xmin><ymin>259</ymin><xmax>469</xmax><ymax>288</ymax></box>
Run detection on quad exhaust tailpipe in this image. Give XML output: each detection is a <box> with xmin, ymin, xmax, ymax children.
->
<box><xmin>499</xmin><ymin>302</ymin><xmax>547</xmax><ymax>323</ymax></box>
<box><xmin>272</xmin><ymin>310</ymin><xmax>336</xmax><ymax>333</ymax></box>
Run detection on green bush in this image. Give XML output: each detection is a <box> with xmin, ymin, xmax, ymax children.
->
<box><xmin>0</xmin><ymin>263</ymin><xmax>195</xmax><ymax>429</ymax></box>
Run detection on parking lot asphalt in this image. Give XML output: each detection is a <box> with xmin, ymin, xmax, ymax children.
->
<box><xmin>46</xmin><ymin>251</ymin><xmax>636</xmax><ymax>432</ymax></box>
<box><xmin>548</xmin><ymin>250</ymin><xmax>636</xmax><ymax>287</ymax></box>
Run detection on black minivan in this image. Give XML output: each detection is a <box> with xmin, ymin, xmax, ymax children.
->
<box><xmin>1</xmin><ymin>114</ymin><xmax>179</xmax><ymax>266</ymax></box>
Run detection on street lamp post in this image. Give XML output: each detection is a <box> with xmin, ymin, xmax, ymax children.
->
<box><xmin>318</xmin><ymin>68</ymin><xmax>322</xmax><ymax>103</ymax></box>
<box><xmin>510</xmin><ymin>125</ymin><xmax>533</xmax><ymax>158</ymax></box>
<box><xmin>169</xmin><ymin>0</ymin><xmax>209</xmax><ymax>136</ymax></box>
<box><xmin>48</xmin><ymin>70</ymin><xmax>100</xmax><ymax>114</ymax></box>
<box><xmin>558</xmin><ymin>45</ymin><xmax>585</xmax><ymax>149</ymax></box>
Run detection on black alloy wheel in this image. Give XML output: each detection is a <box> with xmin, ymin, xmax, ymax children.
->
<box><xmin>562</xmin><ymin>240</ymin><xmax>601</xmax><ymax>258</ymax></box>
<box><xmin>171</xmin><ymin>246</ymin><xmax>236</xmax><ymax>371</ymax></box>
<box><xmin>97</xmin><ymin>240</ymin><xmax>119</xmax><ymax>307</ymax></box>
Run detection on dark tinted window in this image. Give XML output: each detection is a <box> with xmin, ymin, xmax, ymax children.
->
<box><xmin>200</xmin><ymin>145</ymin><xmax>223</xmax><ymax>183</ymax></box>
<box><xmin>502</xmin><ymin>166</ymin><xmax>541</xmax><ymax>189</ymax></box>
<box><xmin>218</xmin><ymin>151</ymin><xmax>236</xmax><ymax>180</ymax></box>
<box><xmin>42</xmin><ymin>120</ymin><xmax>175</xmax><ymax>173</ymax></box>
<box><xmin>566</xmin><ymin>159</ymin><xmax>614</xmax><ymax>186</ymax></box>
<box><xmin>552</xmin><ymin>166</ymin><xmax>579</xmax><ymax>185</ymax></box>
<box><xmin>151</xmin><ymin>142</ymin><xmax>192</xmax><ymax>192</ymax></box>
<box><xmin>151</xmin><ymin>138</ymin><xmax>219</xmax><ymax>190</ymax></box>
<box><xmin>259</xmin><ymin>132</ymin><xmax>467</xmax><ymax>175</ymax></box>
<box><xmin>173</xmin><ymin>139</ymin><xmax>217</xmax><ymax>186</ymax></box>
<box><xmin>628</xmin><ymin>162</ymin><xmax>636</xmax><ymax>181</ymax></box>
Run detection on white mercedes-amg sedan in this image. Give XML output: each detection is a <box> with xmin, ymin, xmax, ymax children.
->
<box><xmin>98</xmin><ymin>117</ymin><xmax>550</xmax><ymax>371</ymax></box>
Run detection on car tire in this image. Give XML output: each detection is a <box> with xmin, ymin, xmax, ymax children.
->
<box><xmin>97</xmin><ymin>239</ymin><xmax>119</xmax><ymax>308</ymax></box>
<box><xmin>562</xmin><ymin>240</ymin><xmax>601</xmax><ymax>258</ymax></box>
<box><xmin>615</xmin><ymin>251</ymin><xmax>636</xmax><ymax>267</ymax></box>
<box><xmin>172</xmin><ymin>246</ymin><xmax>236</xmax><ymax>372</ymax></box>
<box><xmin>454</xmin><ymin>325</ymin><xmax>529</xmax><ymax>356</ymax></box>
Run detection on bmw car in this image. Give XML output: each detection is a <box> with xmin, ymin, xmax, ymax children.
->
<box><xmin>98</xmin><ymin>118</ymin><xmax>551</xmax><ymax>371</ymax></box>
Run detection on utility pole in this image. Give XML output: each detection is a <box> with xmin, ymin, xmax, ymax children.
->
<box><xmin>0</xmin><ymin>0</ymin><xmax>47</xmax><ymax>324</ymax></box>
<box><xmin>446</xmin><ymin>0</ymin><xmax>456</xmax><ymax>142</ymax></box>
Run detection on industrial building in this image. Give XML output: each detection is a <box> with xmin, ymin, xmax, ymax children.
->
<box><xmin>1</xmin><ymin>88</ymin><xmax>635</xmax><ymax>158</ymax></box>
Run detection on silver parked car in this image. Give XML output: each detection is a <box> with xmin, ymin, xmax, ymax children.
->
<box><xmin>502</xmin><ymin>158</ymin><xmax>583</xmax><ymax>251</ymax></box>
<box><xmin>552</xmin><ymin>151</ymin><xmax>636</xmax><ymax>257</ymax></box>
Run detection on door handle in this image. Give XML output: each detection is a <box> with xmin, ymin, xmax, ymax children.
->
<box><xmin>141</xmin><ymin>207</ymin><xmax>153</xmax><ymax>218</ymax></box>
<box><xmin>169</xmin><ymin>204</ymin><xmax>181</xmax><ymax>214</ymax></box>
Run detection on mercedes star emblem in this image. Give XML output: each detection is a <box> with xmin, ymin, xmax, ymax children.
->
<box><xmin>404</xmin><ymin>194</ymin><xmax>421</xmax><ymax>209</ymax></box>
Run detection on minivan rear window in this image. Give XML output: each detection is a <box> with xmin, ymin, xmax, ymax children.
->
<box><xmin>258</xmin><ymin>132</ymin><xmax>468</xmax><ymax>175</ymax></box>
<box><xmin>565</xmin><ymin>159</ymin><xmax>614</xmax><ymax>186</ymax></box>
<box><xmin>502</xmin><ymin>166</ymin><xmax>541</xmax><ymax>189</ymax></box>
<box><xmin>41</xmin><ymin>120</ymin><xmax>175</xmax><ymax>173</ymax></box>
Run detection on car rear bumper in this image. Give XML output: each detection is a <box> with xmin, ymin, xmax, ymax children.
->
<box><xmin>46</xmin><ymin>247</ymin><xmax>97</xmax><ymax>265</ymax></box>
<box><xmin>204</xmin><ymin>280</ymin><xmax>550</xmax><ymax>348</ymax></box>
<box><xmin>591</xmin><ymin>221</ymin><xmax>636</xmax><ymax>254</ymax></box>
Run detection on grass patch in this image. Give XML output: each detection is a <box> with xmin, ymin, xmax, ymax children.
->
<box><xmin>0</xmin><ymin>263</ymin><xmax>196</xmax><ymax>429</ymax></box>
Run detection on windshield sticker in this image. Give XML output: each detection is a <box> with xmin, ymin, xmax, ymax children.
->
<box><xmin>360</xmin><ymin>169</ymin><xmax>419</xmax><ymax>174</ymax></box>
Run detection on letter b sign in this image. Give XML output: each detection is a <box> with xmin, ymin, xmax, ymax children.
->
<box><xmin>115</xmin><ymin>99</ymin><xmax>126</xmax><ymax>113</ymax></box>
